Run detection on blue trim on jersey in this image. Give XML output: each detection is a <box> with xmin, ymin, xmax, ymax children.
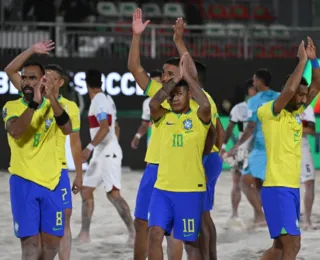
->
<box><xmin>97</xmin><ymin>112</ymin><xmax>108</xmax><ymax>122</ymax></box>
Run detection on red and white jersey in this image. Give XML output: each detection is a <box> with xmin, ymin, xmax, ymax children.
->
<box><xmin>301</xmin><ymin>105</ymin><xmax>316</xmax><ymax>144</ymax></box>
<box><xmin>88</xmin><ymin>93</ymin><xmax>118</xmax><ymax>148</ymax></box>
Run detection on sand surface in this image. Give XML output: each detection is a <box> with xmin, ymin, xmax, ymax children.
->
<box><xmin>0</xmin><ymin>170</ymin><xmax>319</xmax><ymax>260</ymax></box>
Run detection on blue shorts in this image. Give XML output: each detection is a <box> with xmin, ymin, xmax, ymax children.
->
<box><xmin>56</xmin><ymin>169</ymin><xmax>72</xmax><ymax>209</ymax></box>
<box><xmin>242</xmin><ymin>149</ymin><xmax>266</xmax><ymax>181</ymax></box>
<box><xmin>203</xmin><ymin>152</ymin><xmax>223</xmax><ymax>212</ymax></box>
<box><xmin>148</xmin><ymin>188</ymin><xmax>204</xmax><ymax>242</ymax></box>
<box><xmin>134</xmin><ymin>164</ymin><xmax>158</xmax><ymax>221</ymax></box>
<box><xmin>9</xmin><ymin>174</ymin><xmax>65</xmax><ymax>238</ymax></box>
<box><xmin>261</xmin><ymin>187</ymin><xmax>300</xmax><ymax>239</ymax></box>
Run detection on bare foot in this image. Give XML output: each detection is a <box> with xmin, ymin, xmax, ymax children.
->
<box><xmin>73</xmin><ymin>233</ymin><xmax>91</xmax><ymax>244</ymax></box>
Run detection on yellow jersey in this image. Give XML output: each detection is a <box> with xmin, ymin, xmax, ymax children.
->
<box><xmin>144</xmin><ymin>79</ymin><xmax>220</xmax><ymax>156</ymax></box>
<box><xmin>144</xmin><ymin>79</ymin><xmax>170</xmax><ymax>164</ymax></box>
<box><xmin>2</xmin><ymin>98</ymin><xmax>63</xmax><ymax>190</ymax></box>
<box><xmin>154</xmin><ymin>109</ymin><xmax>210</xmax><ymax>192</ymax></box>
<box><xmin>257</xmin><ymin>101</ymin><xmax>305</xmax><ymax>188</ymax></box>
<box><xmin>55</xmin><ymin>95</ymin><xmax>81</xmax><ymax>167</ymax></box>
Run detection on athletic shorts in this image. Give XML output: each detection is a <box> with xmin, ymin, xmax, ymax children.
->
<box><xmin>148</xmin><ymin>188</ymin><xmax>204</xmax><ymax>242</ymax></box>
<box><xmin>242</xmin><ymin>149</ymin><xmax>266</xmax><ymax>181</ymax></box>
<box><xmin>83</xmin><ymin>141</ymin><xmax>123</xmax><ymax>192</ymax></box>
<box><xmin>134</xmin><ymin>163</ymin><xmax>158</xmax><ymax>221</ymax></box>
<box><xmin>56</xmin><ymin>169</ymin><xmax>72</xmax><ymax>209</ymax></box>
<box><xmin>203</xmin><ymin>152</ymin><xmax>222</xmax><ymax>212</ymax></box>
<box><xmin>261</xmin><ymin>187</ymin><xmax>300</xmax><ymax>239</ymax></box>
<box><xmin>9</xmin><ymin>174</ymin><xmax>65</xmax><ymax>238</ymax></box>
<box><xmin>300</xmin><ymin>138</ymin><xmax>315</xmax><ymax>183</ymax></box>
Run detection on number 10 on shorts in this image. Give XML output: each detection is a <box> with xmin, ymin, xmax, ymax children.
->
<box><xmin>182</xmin><ymin>218</ymin><xmax>195</xmax><ymax>233</ymax></box>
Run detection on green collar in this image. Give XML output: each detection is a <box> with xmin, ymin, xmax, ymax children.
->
<box><xmin>21</xmin><ymin>97</ymin><xmax>46</xmax><ymax>109</ymax></box>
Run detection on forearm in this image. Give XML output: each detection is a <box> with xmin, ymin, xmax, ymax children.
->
<box><xmin>137</xmin><ymin>123</ymin><xmax>149</xmax><ymax>137</ymax></box>
<box><xmin>8</xmin><ymin>108</ymin><xmax>34</xmax><ymax>138</ymax></box>
<box><xmin>90</xmin><ymin>128</ymin><xmax>108</xmax><ymax>147</ymax></box>
<box><xmin>128</xmin><ymin>35</ymin><xmax>142</xmax><ymax>73</ymax></box>
<box><xmin>70</xmin><ymin>134</ymin><xmax>83</xmax><ymax>177</ymax></box>
<box><xmin>236</xmin><ymin>122</ymin><xmax>255</xmax><ymax>147</ymax></box>
<box><xmin>185</xmin><ymin>77</ymin><xmax>210</xmax><ymax>107</ymax></box>
<box><xmin>48</xmin><ymin>95</ymin><xmax>72</xmax><ymax>134</ymax></box>
<box><xmin>115</xmin><ymin>121</ymin><xmax>120</xmax><ymax>140</ymax></box>
<box><xmin>285</xmin><ymin>60</ymin><xmax>307</xmax><ymax>93</ymax></box>
<box><xmin>215</xmin><ymin>119</ymin><xmax>225</xmax><ymax>150</ymax></box>
<box><xmin>5</xmin><ymin>48</ymin><xmax>34</xmax><ymax>90</ymax></box>
<box><xmin>151</xmin><ymin>79</ymin><xmax>177</xmax><ymax>106</ymax></box>
<box><xmin>174</xmin><ymin>39</ymin><xmax>188</xmax><ymax>60</ymax></box>
<box><xmin>223</xmin><ymin>123</ymin><xmax>235</xmax><ymax>145</ymax></box>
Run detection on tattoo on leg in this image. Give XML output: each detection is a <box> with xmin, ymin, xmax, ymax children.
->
<box><xmin>81</xmin><ymin>198</ymin><xmax>94</xmax><ymax>233</ymax></box>
<box><xmin>21</xmin><ymin>237</ymin><xmax>41</xmax><ymax>260</ymax></box>
<box><xmin>108</xmin><ymin>195</ymin><xmax>134</xmax><ymax>234</ymax></box>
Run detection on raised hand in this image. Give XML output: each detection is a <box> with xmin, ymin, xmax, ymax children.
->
<box><xmin>297</xmin><ymin>40</ymin><xmax>307</xmax><ymax>62</ymax></box>
<box><xmin>132</xmin><ymin>8</ymin><xmax>150</xmax><ymax>36</ymax></box>
<box><xmin>306</xmin><ymin>36</ymin><xmax>317</xmax><ymax>60</ymax></box>
<box><xmin>31</xmin><ymin>40</ymin><xmax>55</xmax><ymax>55</ymax></box>
<box><xmin>173</xmin><ymin>17</ymin><xmax>186</xmax><ymax>42</ymax></box>
<box><xmin>42</xmin><ymin>72</ymin><xmax>55</xmax><ymax>98</ymax></box>
<box><xmin>33</xmin><ymin>77</ymin><xmax>45</xmax><ymax>104</ymax></box>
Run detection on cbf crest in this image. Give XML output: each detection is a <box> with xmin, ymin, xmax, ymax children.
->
<box><xmin>45</xmin><ymin>118</ymin><xmax>53</xmax><ymax>131</ymax></box>
<box><xmin>295</xmin><ymin>115</ymin><xmax>302</xmax><ymax>125</ymax></box>
<box><xmin>183</xmin><ymin>119</ymin><xmax>193</xmax><ymax>131</ymax></box>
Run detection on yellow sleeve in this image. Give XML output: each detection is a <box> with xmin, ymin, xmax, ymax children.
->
<box><xmin>2</xmin><ymin>102</ymin><xmax>19</xmax><ymax>130</ymax></box>
<box><xmin>144</xmin><ymin>79</ymin><xmax>171</xmax><ymax>110</ymax></box>
<box><xmin>153</xmin><ymin>111</ymin><xmax>168</xmax><ymax>128</ymax></box>
<box><xmin>68</xmin><ymin>102</ymin><xmax>80</xmax><ymax>132</ymax></box>
<box><xmin>204</xmin><ymin>91</ymin><xmax>219</xmax><ymax>126</ymax></box>
<box><xmin>257</xmin><ymin>101</ymin><xmax>278</xmax><ymax>121</ymax></box>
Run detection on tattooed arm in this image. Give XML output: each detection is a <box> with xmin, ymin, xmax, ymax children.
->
<box><xmin>149</xmin><ymin>79</ymin><xmax>178</xmax><ymax>121</ymax></box>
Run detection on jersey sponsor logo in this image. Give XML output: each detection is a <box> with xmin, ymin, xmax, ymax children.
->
<box><xmin>45</xmin><ymin>118</ymin><xmax>54</xmax><ymax>131</ymax></box>
<box><xmin>2</xmin><ymin>108</ymin><xmax>7</xmax><ymax>119</ymax></box>
<box><xmin>183</xmin><ymin>119</ymin><xmax>193</xmax><ymax>131</ymax></box>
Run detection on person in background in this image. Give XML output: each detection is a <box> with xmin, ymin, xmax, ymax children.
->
<box><xmin>131</xmin><ymin>70</ymin><xmax>162</xmax><ymax>149</ymax></box>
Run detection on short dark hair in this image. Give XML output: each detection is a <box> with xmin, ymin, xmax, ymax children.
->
<box><xmin>254</xmin><ymin>68</ymin><xmax>271</xmax><ymax>86</ymax></box>
<box><xmin>21</xmin><ymin>61</ymin><xmax>45</xmax><ymax>76</ymax></box>
<box><xmin>175</xmin><ymin>80</ymin><xmax>189</xmax><ymax>90</ymax></box>
<box><xmin>150</xmin><ymin>70</ymin><xmax>162</xmax><ymax>79</ymax></box>
<box><xmin>245</xmin><ymin>79</ymin><xmax>254</xmax><ymax>95</ymax></box>
<box><xmin>195</xmin><ymin>61</ymin><xmax>207</xmax><ymax>87</ymax></box>
<box><xmin>45</xmin><ymin>64</ymin><xmax>64</xmax><ymax>77</ymax></box>
<box><xmin>85</xmin><ymin>69</ymin><xmax>102</xmax><ymax>88</ymax></box>
<box><xmin>283</xmin><ymin>75</ymin><xmax>308</xmax><ymax>89</ymax></box>
<box><xmin>164</xmin><ymin>57</ymin><xmax>180</xmax><ymax>67</ymax></box>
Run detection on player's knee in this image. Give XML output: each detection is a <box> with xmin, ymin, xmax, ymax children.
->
<box><xmin>184</xmin><ymin>240</ymin><xmax>200</xmax><ymax>254</ymax></box>
<box><xmin>304</xmin><ymin>180</ymin><xmax>315</xmax><ymax>190</ymax></box>
<box><xmin>134</xmin><ymin>218</ymin><xmax>148</xmax><ymax>233</ymax></box>
<box><xmin>81</xmin><ymin>186</ymin><xmax>94</xmax><ymax>200</ymax></box>
<box><xmin>148</xmin><ymin>226</ymin><xmax>164</xmax><ymax>245</ymax></box>
<box><xmin>21</xmin><ymin>236</ymin><xmax>41</xmax><ymax>259</ymax></box>
<box><xmin>107</xmin><ymin>187</ymin><xmax>120</xmax><ymax>200</ymax></box>
<box><xmin>41</xmin><ymin>233</ymin><xmax>61</xmax><ymax>252</ymax></box>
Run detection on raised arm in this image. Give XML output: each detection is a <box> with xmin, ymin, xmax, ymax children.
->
<box><xmin>6</xmin><ymin>78</ymin><xmax>44</xmax><ymax>139</ymax></box>
<box><xmin>305</xmin><ymin>37</ymin><xmax>320</xmax><ymax>107</ymax></box>
<box><xmin>4</xmin><ymin>40</ymin><xmax>55</xmax><ymax>91</ymax></box>
<box><xmin>128</xmin><ymin>8</ymin><xmax>151</xmax><ymax>91</ymax></box>
<box><xmin>44</xmin><ymin>73</ymin><xmax>72</xmax><ymax>135</ymax></box>
<box><xmin>273</xmin><ymin>41</ymin><xmax>307</xmax><ymax>114</ymax></box>
<box><xmin>181</xmin><ymin>53</ymin><xmax>211</xmax><ymax>123</ymax></box>
<box><xmin>149</xmin><ymin>79</ymin><xmax>178</xmax><ymax>121</ymax></box>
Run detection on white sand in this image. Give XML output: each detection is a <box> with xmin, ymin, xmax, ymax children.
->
<box><xmin>0</xmin><ymin>170</ymin><xmax>320</xmax><ymax>260</ymax></box>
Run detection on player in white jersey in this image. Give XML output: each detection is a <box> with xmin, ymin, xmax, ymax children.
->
<box><xmin>131</xmin><ymin>70</ymin><xmax>162</xmax><ymax>149</ymax></box>
<box><xmin>300</xmin><ymin>104</ymin><xmax>316</xmax><ymax>229</ymax></box>
<box><xmin>76</xmin><ymin>69</ymin><xmax>134</xmax><ymax>243</ymax></box>
<box><xmin>221</xmin><ymin>79</ymin><xmax>256</xmax><ymax>227</ymax></box>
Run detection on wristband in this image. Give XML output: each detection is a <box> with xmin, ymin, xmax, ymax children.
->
<box><xmin>135</xmin><ymin>133</ymin><xmax>142</xmax><ymax>139</ymax></box>
<box><xmin>311</xmin><ymin>59</ymin><xmax>320</xmax><ymax>69</ymax></box>
<box><xmin>28</xmin><ymin>100</ymin><xmax>39</xmax><ymax>110</ymax></box>
<box><xmin>54</xmin><ymin>110</ymin><xmax>70</xmax><ymax>126</ymax></box>
<box><xmin>222</xmin><ymin>144</ymin><xmax>226</xmax><ymax>150</ymax></box>
<box><xmin>86</xmin><ymin>143</ymin><xmax>95</xmax><ymax>151</ymax></box>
